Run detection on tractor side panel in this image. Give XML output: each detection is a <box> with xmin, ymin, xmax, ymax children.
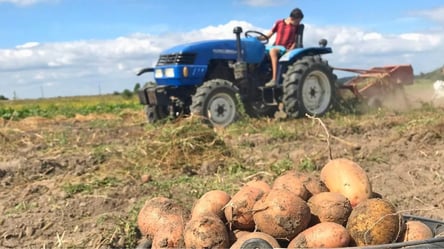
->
<box><xmin>241</xmin><ymin>38</ymin><xmax>266</xmax><ymax>63</ymax></box>
<box><xmin>190</xmin><ymin>39</ymin><xmax>265</xmax><ymax>64</ymax></box>
<box><xmin>161</xmin><ymin>39</ymin><xmax>265</xmax><ymax>65</ymax></box>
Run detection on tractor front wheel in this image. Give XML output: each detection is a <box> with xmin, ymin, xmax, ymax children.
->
<box><xmin>282</xmin><ymin>56</ymin><xmax>336</xmax><ymax>118</ymax></box>
<box><xmin>144</xmin><ymin>105</ymin><xmax>169</xmax><ymax>123</ymax></box>
<box><xmin>191</xmin><ymin>79</ymin><xmax>239</xmax><ymax>127</ymax></box>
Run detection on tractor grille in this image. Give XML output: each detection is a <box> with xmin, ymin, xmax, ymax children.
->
<box><xmin>157</xmin><ymin>53</ymin><xmax>196</xmax><ymax>65</ymax></box>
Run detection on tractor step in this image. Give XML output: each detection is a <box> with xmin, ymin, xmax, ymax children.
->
<box><xmin>258</xmin><ymin>86</ymin><xmax>281</xmax><ymax>105</ymax></box>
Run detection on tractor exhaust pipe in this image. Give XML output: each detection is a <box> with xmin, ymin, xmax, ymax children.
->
<box><xmin>233</xmin><ymin>26</ymin><xmax>244</xmax><ymax>62</ymax></box>
<box><xmin>232</xmin><ymin>26</ymin><xmax>247</xmax><ymax>80</ymax></box>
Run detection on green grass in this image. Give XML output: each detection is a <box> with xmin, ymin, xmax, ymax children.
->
<box><xmin>270</xmin><ymin>158</ymin><xmax>294</xmax><ymax>175</ymax></box>
<box><xmin>0</xmin><ymin>94</ymin><xmax>141</xmax><ymax>120</ymax></box>
<box><xmin>298</xmin><ymin>156</ymin><xmax>317</xmax><ymax>172</ymax></box>
<box><xmin>264</xmin><ymin>123</ymin><xmax>300</xmax><ymax>141</ymax></box>
<box><xmin>5</xmin><ymin>201</ymin><xmax>38</xmax><ymax>216</ymax></box>
<box><xmin>62</xmin><ymin>177</ymin><xmax>121</xmax><ymax>196</ymax></box>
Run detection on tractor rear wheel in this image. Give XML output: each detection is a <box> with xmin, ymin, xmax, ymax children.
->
<box><xmin>191</xmin><ymin>79</ymin><xmax>239</xmax><ymax>127</ymax></box>
<box><xmin>282</xmin><ymin>56</ymin><xmax>336</xmax><ymax>118</ymax></box>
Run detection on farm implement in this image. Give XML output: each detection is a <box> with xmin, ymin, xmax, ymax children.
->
<box><xmin>335</xmin><ymin>64</ymin><xmax>414</xmax><ymax>108</ymax></box>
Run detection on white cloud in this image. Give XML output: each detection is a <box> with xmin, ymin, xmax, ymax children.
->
<box><xmin>302</xmin><ymin>23</ymin><xmax>443</xmax><ymax>75</ymax></box>
<box><xmin>0</xmin><ymin>0</ymin><xmax>57</xmax><ymax>6</ymax></box>
<box><xmin>1</xmin><ymin>20</ymin><xmax>443</xmax><ymax>99</ymax></box>
<box><xmin>16</xmin><ymin>42</ymin><xmax>40</xmax><ymax>49</ymax></box>
<box><xmin>415</xmin><ymin>7</ymin><xmax>444</xmax><ymax>24</ymax></box>
<box><xmin>186</xmin><ymin>20</ymin><xmax>260</xmax><ymax>40</ymax></box>
<box><xmin>238</xmin><ymin>0</ymin><xmax>287</xmax><ymax>7</ymax></box>
<box><xmin>0</xmin><ymin>34</ymin><xmax>166</xmax><ymax>98</ymax></box>
<box><xmin>0</xmin><ymin>35</ymin><xmax>163</xmax><ymax>71</ymax></box>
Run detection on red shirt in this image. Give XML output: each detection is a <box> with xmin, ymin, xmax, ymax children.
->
<box><xmin>271</xmin><ymin>19</ymin><xmax>298</xmax><ymax>49</ymax></box>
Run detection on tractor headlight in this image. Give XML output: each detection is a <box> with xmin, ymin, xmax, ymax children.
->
<box><xmin>164</xmin><ymin>68</ymin><xmax>175</xmax><ymax>78</ymax></box>
<box><xmin>154</xmin><ymin>69</ymin><xmax>163</xmax><ymax>78</ymax></box>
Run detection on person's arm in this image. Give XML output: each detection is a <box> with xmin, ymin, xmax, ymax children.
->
<box><xmin>257</xmin><ymin>30</ymin><xmax>274</xmax><ymax>41</ymax></box>
<box><xmin>265</xmin><ymin>30</ymin><xmax>274</xmax><ymax>39</ymax></box>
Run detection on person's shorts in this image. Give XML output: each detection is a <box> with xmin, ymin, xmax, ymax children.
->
<box><xmin>266</xmin><ymin>45</ymin><xmax>287</xmax><ymax>55</ymax></box>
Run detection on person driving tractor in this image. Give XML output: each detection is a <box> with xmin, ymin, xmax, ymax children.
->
<box><xmin>263</xmin><ymin>8</ymin><xmax>304</xmax><ymax>87</ymax></box>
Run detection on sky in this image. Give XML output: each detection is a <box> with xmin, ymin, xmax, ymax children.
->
<box><xmin>1</xmin><ymin>0</ymin><xmax>444</xmax><ymax>99</ymax></box>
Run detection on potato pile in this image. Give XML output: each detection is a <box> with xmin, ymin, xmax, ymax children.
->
<box><xmin>137</xmin><ymin>158</ymin><xmax>436</xmax><ymax>248</ymax></box>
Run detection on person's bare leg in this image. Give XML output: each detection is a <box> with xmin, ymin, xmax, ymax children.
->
<box><xmin>266</xmin><ymin>48</ymin><xmax>280</xmax><ymax>87</ymax></box>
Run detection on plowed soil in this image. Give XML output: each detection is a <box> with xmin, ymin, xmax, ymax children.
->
<box><xmin>0</xmin><ymin>86</ymin><xmax>443</xmax><ymax>248</ymax></box>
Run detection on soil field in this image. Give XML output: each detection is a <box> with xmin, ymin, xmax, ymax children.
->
<box><xmin>0</xmin><ymin>84</ymin><xmax>443</xmax><ymax>248</ymax></box>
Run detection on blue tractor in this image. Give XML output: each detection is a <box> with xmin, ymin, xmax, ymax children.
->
<box><xmin>137</xmin><ymin>25</ymin><xmax>337</xmax><ymax>127</ymax></box>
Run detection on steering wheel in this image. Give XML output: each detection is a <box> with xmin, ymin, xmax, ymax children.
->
<box><xmin>245</xmin><ymin>30</ymin><xmax>269</xmax><ymax>44</ymax></box>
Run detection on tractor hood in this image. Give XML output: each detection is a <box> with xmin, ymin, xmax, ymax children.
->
<box><xmin>160</xmin><ymin>38</ymin><xmax>265</xmax><ymax>64</ymax></box>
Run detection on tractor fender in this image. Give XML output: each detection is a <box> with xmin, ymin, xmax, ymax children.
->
<box><xmin>279</xmin><ymin>47</ymin><xmax>333</xmax><ymax>63</ymax></box>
